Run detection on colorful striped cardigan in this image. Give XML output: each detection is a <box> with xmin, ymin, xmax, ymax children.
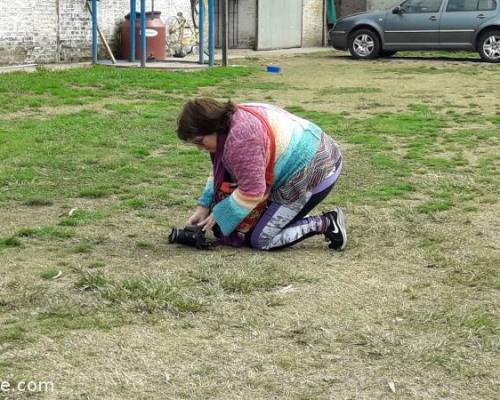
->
<box><xmin>198</xmin><ymin>103</ymin><xmax>325</xmax><ymax>236</ymax></box>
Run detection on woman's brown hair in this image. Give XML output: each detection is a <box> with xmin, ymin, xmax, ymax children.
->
<box><xmin>176</xmin><ymin>98</ymin><xmax>236</xmax><ymax>141</ymax></box>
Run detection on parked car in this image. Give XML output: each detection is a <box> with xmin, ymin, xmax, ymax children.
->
<box><xmin>329</xmin><ymin>0</ymin><xmax>500</xmax><ymax>62</ymax></box>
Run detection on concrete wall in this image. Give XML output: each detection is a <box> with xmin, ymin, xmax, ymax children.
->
<box><xmin>333</xmin><ymin>0</ymin><xmax>395</xmax><ymax>17</ymax></box>
<box><xmin>214</xmin><ymin>0</ymin><xmax>257</xmax><ymax>49</ymax></box>
<box><xmin>302</xmin><ymin>0</ymin><xmax>324</xmax><ymax>47</ymax></box>
<box><xmin>0</xmin><ymin>0</ymin><xmax>327</xmax><ymax>64</ymax></box>
<box><xmin>0</xmin><ymin>0</ymin><xmax>191</xmax><ymax>65</ymax></box>
<box><xmin>217</xmin><ymin>0</ymin><xmax>324</xmax><ymax>50</ymax></box>
<box><xmin>336</xmin><ymin>0</ymin><xmax>367</xmax><ymax>17</ymax></box>
<box><xmin>236</xmin><ymin>0</ymin><xmax>257</xmax><ymax>48</ymax></box>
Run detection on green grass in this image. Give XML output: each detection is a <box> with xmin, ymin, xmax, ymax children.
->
<box><xmin>0</xmin><ymin>65</ymin><xmax>254</xmax><ymax>115</ymax></box>
<box><xmin>0</xmin><ymin>66</ymin><xmax>253</xmax><ymax>204</ymax></box>
<box><xmin>22</xmin><ymin>197</ymin><xmax>54</xmax><ymax>206</ymax></box>
<box><xmin>0</xmin><ymin>236</ymin><xmax>22</xmax><ymax>249</ymax></box>
<box><xmin>0</xmin><ymin>326</ymin><xmax>29</xmax><ymax>344</ymax></box>
<box><xmin>40</xmin><ymin>268</ymin><xmax>61</xmax><ymax>280</ymax></box>
<box><xmin>17</xmin><ymin>225</ymin><xmax>74</xmax><ymax>239</ymax></box>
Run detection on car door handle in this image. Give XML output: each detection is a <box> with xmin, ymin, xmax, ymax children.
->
<box><xmin>477</xmin><ymin>14</ymin><xmax>486</xmax><ymax>19</ymax></box>
<box><xmin>429</xmin><ymin>16</ymin><xmax>438</xmax><ymax>21</ymax></box>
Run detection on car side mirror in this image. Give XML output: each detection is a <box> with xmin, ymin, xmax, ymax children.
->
<box><xmin>392</xmin><ymin>6</ymin><xmax>403</xmax><ymax>14</ymax></box>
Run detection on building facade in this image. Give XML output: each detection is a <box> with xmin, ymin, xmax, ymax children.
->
<box><xmin>0</xmin><ymin>0</ymin><xmax>333</xmax><ymax>65</ymax></box>
<box><xmin>0</xmin><ymin>0</ymin><xmax>198</xmax><ymax>65</ymax></box>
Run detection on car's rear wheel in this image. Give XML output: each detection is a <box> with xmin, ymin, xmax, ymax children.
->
<box><xmin>348</xmin><ymin>29</ymin><xmax>380</xmax><ymax>59</ymax></box>
<box><xmin>380</xmin><ymin>50</ymin><xmax>397</xmax><ymax>58</ymax></box>
<box><xmin>478</xmin><ymin>30</ymin><xmax>500</xmax><ymax>63</ymax></box>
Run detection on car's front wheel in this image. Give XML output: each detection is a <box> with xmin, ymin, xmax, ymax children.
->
<box><xmin>478</xmin><ymin>30</ymin><xmax>500</xmax><ymax>63</ymax></box>
<box><xmin>348</xmin><ymin>29</ymin><xmax>380</xmax><ymax>59</ymax></box>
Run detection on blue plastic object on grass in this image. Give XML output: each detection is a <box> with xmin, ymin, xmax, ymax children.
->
<box><xmin>266</xmin><ymin>65</ymin><xmax>282</xmax><ymax>74</ymax></box>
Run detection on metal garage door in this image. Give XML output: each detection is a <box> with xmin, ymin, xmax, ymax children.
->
<box><xmin>256</xmin><ymin>0</ymin><xmax>302</xmax><ymax>50</ymax></box>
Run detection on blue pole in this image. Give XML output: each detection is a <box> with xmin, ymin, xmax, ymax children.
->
<box><xmin>198</xmin><ymin>0</ymin><xmax>205</xmax><ymax>64</ymax></box>
<box><xmin>92</xmin><ymin>0</ymin><xmax>98</xmax><ymax>64</ymax></box>
<box><xmin>140</xmin><ymin>0</ymin><xmax>146</xmax><ymax>67</ymax></box>
<box><xmin>130</xmin><ymin>0</ymin><xmax>136</xmax><ymax>61</ymax></box>
<box><xmin>208</xmin><ymin>0</ymin><xmax>214</xmax><ymax>66</ymax></box>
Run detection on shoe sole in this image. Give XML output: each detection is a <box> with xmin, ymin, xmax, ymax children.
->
<box><xmin>334</xmin><ymin>207</ymin><xmax>347</xmax><ymax>251</ymax></box>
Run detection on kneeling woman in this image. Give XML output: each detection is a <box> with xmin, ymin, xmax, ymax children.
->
<box><xmin>176</xmin><ymin>98</ymin><xmax>346</xmax><ymax>251</ymax></box>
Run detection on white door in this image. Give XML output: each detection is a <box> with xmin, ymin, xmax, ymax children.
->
<box><xmin>256</xmin><ymin>0</ymin><xmax>303</xmax><ymax>50</ymax></box>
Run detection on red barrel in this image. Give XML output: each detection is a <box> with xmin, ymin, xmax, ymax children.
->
<box><xmin>121</xmin><ymin>12</ymin><xmax>166</xmax><ymax>61</ymax></box>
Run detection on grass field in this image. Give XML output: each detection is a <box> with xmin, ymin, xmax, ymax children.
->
<box><xmin>0</xmin><ymin>51</ymin><xmax>499</xmax><ymax>399</ymax></box>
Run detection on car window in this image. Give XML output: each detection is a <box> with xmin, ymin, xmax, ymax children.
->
<box><xmin>446</xmin><ymin>0</ymin><xmax>479</xmax><ymax>11</ymax></box>
<box><xmin>478</xmin><ymin>0</ymin><xmax>497</xmax><ymax>10</ymax></box>
<box><xmin>401</xmin><ymin>0</ymin><xmax>443</xmax><ymax>13</ymax></box>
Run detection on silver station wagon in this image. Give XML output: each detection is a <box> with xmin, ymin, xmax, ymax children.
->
<box><xmin>329</xmin><ymin>0</ymin><xmax>500</xmax><ymax>62</ymax></box>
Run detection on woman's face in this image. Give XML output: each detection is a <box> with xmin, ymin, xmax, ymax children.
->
<box><xmin>190</xmin><ymin>133</ymin><xmax>217</xmax><ymax>153</ymax></box>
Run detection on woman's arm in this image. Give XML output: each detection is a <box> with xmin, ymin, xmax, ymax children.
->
<box><xmin>197</xmin><ymin>173</ymin><xmax>214</xmax><ymax>208</ymax></box>
<box><xmin>212</xmin><ymin>112</ymin><xmax>269</xmax><ymax>235</ymax></box>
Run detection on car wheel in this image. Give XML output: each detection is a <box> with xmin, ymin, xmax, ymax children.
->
<box><xmin>348</xmin><ymin>29</ymin><xmax>380</xmax><ymax>59</ymax></box>
<box><xmin>478</xmin><ymin>30</ymin><xmax>500</xmax><ymax>63</ymax></box>
<box><xmin>380</xmin><ymin>50</ymin><xmax>397</xmax><ymax>58</ymax></box>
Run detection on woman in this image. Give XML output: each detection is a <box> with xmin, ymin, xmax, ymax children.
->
<box><xmin>176</xmin><ymin>98</ymin><xmax>346</xmax><ymax>251</ymax></box>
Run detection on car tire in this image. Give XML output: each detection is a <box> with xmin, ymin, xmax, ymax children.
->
<box><xmin>380</xmin><ymin>50</ymin><xmax>397</xmax><ymax>58</ymax></box>
<box><xmin>478</xmin><ymin>30</ymin><xmax>500</xmax><ymax>63</ymax></box>
<box><xmin>348</xmin><ymin>29</ymin><xmax>380</xmax><ymax>60</ymax></box>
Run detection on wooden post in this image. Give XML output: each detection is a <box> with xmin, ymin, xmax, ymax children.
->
<box><xmin>222</xmin><ymin>0</ymin><xmax>228</xmax><ymax>66</ymax></box>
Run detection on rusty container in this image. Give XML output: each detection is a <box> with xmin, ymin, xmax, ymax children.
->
<box><xmin>120</xmin><ymin>11</ymin><xmax>166</xmax><ymax>61</ymax></box>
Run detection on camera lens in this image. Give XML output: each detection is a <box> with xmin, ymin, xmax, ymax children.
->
<box><xmin>168</xmin><ymin>226</ymin><xmax>210</xmax><ymax>249</ymax></box>
<box><xmin>168</xmin><ymin>228</ymin><xmax>178</xmax><ymax>244</ymax></box>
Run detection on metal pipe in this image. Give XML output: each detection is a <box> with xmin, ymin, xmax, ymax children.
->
<box><xmin>130</xmin><ymin>0</ymin><xmax>136</xmax><ymax>61</ymax></box>
<box><xmin>222</xmin><ymin>0</ymin><xmax>228</xmax><ymax>66</ymax></box>
<box><xmin>208</xmin><ymin>0</ymin><xmax>214</xmax><ymax>66</ymax></box>
<box><xmin>140</xmin><ymin>0</ymin><xmax>146</xmax><ymax>67</ymax></box>
<box><xmin>198</xmin><ymin>0</ymin><xmax>204</xmax><ymax>64</ymax></box>
<box><xmin>151</xmin><ymin>0</ymin><xmax>154</xmax><ymax>19</ymax></box>
<box><xmin>92</xmin><ymin>0</ymin><xmax>98</xmax><ymax>64</ymax></box>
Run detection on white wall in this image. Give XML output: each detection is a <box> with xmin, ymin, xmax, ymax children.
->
<box><xmin>367</xmin><ymin>0</ymin><xmax>399</xmax><ymax>10</ymax></box>
<box><xmin>0</xmin><ymin>0</ymin><xmax>191</xmax><ymax>65</ymax></box>
<box><xmin>302</xmin><ymin>0</ymin><xmax>324</xmax><ymax>47</ymax></box>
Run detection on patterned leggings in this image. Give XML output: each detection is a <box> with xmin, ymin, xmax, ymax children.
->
<box><xmin>250</xmin><ymin>161</ymin><xmax>342</xmax><ymax>250</ymax></box>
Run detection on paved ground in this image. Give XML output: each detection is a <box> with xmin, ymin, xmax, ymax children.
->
<box><xmin>0</xmin><ymin>47</ymin><xmax>329</xmax><ymax>74</ymax></box>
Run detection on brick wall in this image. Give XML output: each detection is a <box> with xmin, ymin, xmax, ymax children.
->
<box><xmin>0</xmin><ymin>0</ymin><xmax>191</xmax><ymax>65</ymax></box>
<box><xmin>302</xmin><ymin>0</ymin><xmax>324</xmax><ymax>47</ymax></box>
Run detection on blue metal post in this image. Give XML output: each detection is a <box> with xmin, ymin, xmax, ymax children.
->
<box><xmin>130</xmin><ymin>0</ymin><xmax>136</xmax><ymax>61</ymax></box>
<box><xmin>92</xmin><ymin>0</ymin><xmax>98</xmax><ymax>64</ymax></box>
<box><xmin>140</xmin><ymin>0</ymin><xmax>146</xmax><ymax>67</ymax></box>
<box><xmin>208</xmin><ymin>0</ymin><xmax>214</xmax><ymax>66</ymax></box>
<box><xmin>198</xmin><ymin>0</ymin><xmax>205</xmax><ymax>64</ymax></box>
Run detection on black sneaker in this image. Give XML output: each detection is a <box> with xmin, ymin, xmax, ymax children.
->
<box><xmin>323</xmin><ymin>207</ymin><xmax>347</xmax><ymax>251</ymax></box>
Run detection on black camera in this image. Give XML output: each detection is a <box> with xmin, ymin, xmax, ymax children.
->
<box><xmin>168</xmin><ymin>225</ymin><xmax>213</xmax><ymax>250</ymax></box>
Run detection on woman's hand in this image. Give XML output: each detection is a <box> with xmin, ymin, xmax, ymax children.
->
<box><xmin>198</xmin><ymin>214</ymin><xmax>217</xmax><ymax>231</ymax></box>
<box><xmin>187</xmin><ymin>206</ymin><xmax>210</xmax><ymax>225</ymax></box>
